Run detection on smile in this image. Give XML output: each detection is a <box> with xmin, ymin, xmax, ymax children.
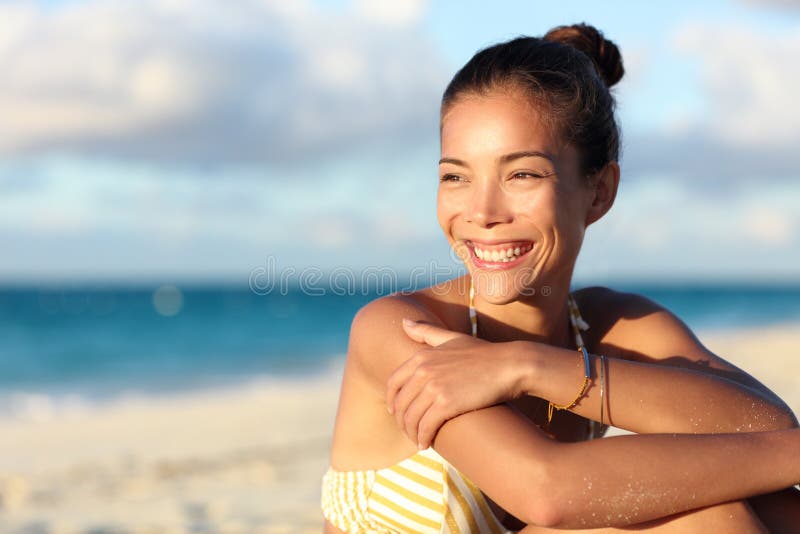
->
<box><xmin>465</xmin><ymin>240</ymin><xmax>534</xmax><ymax>269</ymax></box>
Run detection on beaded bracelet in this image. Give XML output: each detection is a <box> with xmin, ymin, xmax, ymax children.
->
<box><xmin>546</xmin><ymin>344</ymin><xmax>592</xmax><ymax>426</ymax></box>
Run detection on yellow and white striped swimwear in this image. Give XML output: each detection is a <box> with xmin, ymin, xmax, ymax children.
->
<box><xmin>321</xmin><ymin>446</ymin><xmax>514</xmax><ymax>533</ymax></box>
<box><xmin>321</xmin><ymin>288</ymin><xmax>593</xmax><ymax>533</ymax></box>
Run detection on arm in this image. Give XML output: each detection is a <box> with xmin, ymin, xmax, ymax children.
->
<box><xmin>354</xmin><ymin>295</ymin><xmax>800</xmax><ymax>529</ymax></box>
<box><xmin>523</xmin><ymin>342</ymin><xmax>797</xmax><ymax>435</ymax></box>
<box><xmin>533</xmin><ymin>287</ymin><xmax>797</xmax><ymax>433</ymax></box>
<box><xmin>435</xmin><ymin>405</ymin><xmax>799</xmax><ymax>529</ymax></box>
<box><xmin>388</xmin><ymin>289</ymin><xmax>796</xmax><ymax>448</ymax></box>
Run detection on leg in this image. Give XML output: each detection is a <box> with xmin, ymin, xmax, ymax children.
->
<box><xmin>519</xmin><ymin>499</ymin><xmax>768</xmax><ymax>533</ymax></box>
<box><xmin>749</xmin><ymin>486</ymin><xmax>800</xmax><ymax>534</ymax></box>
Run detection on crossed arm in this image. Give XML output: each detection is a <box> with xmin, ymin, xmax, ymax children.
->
<box><xmin>387</xmin><ymin>288</ymin><xmax>797</xmax><ymax>447</ymax></box>
<box><xmin>349</xmin><ymin>293</ymin><xmax>800</xmax><ymax>529</ymax></box>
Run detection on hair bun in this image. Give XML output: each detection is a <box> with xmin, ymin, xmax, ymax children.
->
<box><xmin>543</xmin><ymin>23</ymin><xmax>624</xmax><ymax>87</ymax></box>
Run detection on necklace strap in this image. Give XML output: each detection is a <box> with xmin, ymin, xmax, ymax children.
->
<box><xmin>566</xmin><ymin>293</ymin><xmax>591</xmax><ymax>350</ymax></box>
<box><xmin>467</xmin><ymin>277</ymin><xmax>591</xmax><ymax>341</ymax></box>
<box><xmin>469</xmin><ymin>277</ymin><xmax>478</xmax><ymax>337</ymax></box>
<box><xmin>467</xmin><ymin>277</ymin><xmax>594</xmax><ymax>429</ymax></box>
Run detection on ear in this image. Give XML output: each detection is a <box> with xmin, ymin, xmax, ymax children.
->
<box><xmin>585</xmin><ymin>161</ymin><xmax>620</xmax><ymax>227</ymax></box>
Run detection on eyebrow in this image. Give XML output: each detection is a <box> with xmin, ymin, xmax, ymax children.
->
<box><xmin>439</xmin><ymin>150</ymin><xmax>556</xmax><ymax>166</ymax></box>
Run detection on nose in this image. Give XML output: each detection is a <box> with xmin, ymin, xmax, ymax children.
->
<box><xmin>464</xmin><ymin>178</ymin><xmax>513</xmax><ymax>228</ymax></box>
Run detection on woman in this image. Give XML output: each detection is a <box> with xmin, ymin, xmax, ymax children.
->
<box><xmin>322</xmin><ymin>23</ymin><xmax>800</xmax><ymax>532</ymax></box>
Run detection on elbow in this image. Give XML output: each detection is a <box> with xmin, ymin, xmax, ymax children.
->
<box><xmin>517</xmin><ymin>460</ymin><xmax>568</xmax><ymax>528</ymax></box>
<box><xmin>748</xmin><ymin>388</ymin><xmax>799</xmax><ymax>431</ymax></box>
<box><xmin>518</xmin><ymin>444</ymin><xmax>604</xmax><ymax>529</ymax></box>
<box><xmin>522</xmin><ymin>500</ymin><xmax>563</xmax><ymax>529</ymax></box>
<box><xmin>707</xmin><ymin>406</ymin><xmax>798</xmax><ymax>434</ymax></box>
<box><xmin>706</xmin><ymin>399</ymin><xmax>799</xmax><ymax>434</ymax></box>
<box><xmin>756</xmin><ymin>401</ymin><xmax>799</xmax><ymax>431</ymax></box>
<box><xmin>720</xmin><ymin>407</ymin><xmax>798</xmax><ymax>434</ymax></box>
<box><xmin>774</xmin><ymin>407</ymin><xmax>799</xmax><ymax>430</ymax></box>
<box><xmin>789</xmin><ymin>411</ymin><xmax>800</xmax><ymax>429</ymax></box>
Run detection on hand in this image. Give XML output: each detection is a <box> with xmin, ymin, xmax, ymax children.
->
<box><xmin>386</xmin><ymin>318</ymin><xmax>532</xmax><ymax>450</ymax></box>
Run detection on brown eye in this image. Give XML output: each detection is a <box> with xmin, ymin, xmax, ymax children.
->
<box><xmin>511</xmin><ymin>171</ymin><xmax>546</xmax><ymax>180</ymax></box>
<box><xmin>439</xmin><ymin>174</ymin><xmax>465</xmax><ymax>183</ymax></box>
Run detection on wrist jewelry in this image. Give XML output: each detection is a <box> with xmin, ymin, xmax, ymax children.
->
<box><xmin>599</xmin><ymin>354</ymin><xmax>606</xmax><ymax>427</ymax></box>
<box><xmin>546</xmin><ymin>344</ymin><xmax>592</xmax><ymax>426</ymax></box>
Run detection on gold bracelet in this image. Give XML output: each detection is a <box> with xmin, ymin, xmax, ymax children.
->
<box><xmin>546</xmin><ymin>345</ymin><xmax>592</xmax><ymax>426</ymax></box>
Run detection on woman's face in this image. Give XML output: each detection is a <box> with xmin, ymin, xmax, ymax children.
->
<box><xmin>437</xmin><ymin>89</ymin><xmax>595</xmax><ymax>304</ymax></box>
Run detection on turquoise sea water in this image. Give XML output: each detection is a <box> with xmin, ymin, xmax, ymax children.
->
<box><xmin>1</xmin><ymin>282</ymin><xmax>799</xmax><ymax>416</ymax></box>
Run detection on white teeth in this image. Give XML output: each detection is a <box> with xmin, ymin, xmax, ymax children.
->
<box><xmin>472</xmin><ymin>243</ymin><xmax>533</xmax><ymax>263</ymax></box>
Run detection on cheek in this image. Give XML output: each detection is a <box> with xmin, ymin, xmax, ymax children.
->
<box><xmin>507</xmin><ymin>187</ymin><xmax>557</xmax><ymax>225</ymax></box>
<box><xmin>550</xmin><ymin>193</ymin><xmax>587</xmax><ymax>250</ymax></box>
<box><xmin>512</xmin><ymin>188</ymin><xmax>583</xmax><ymax>246</ymax></box>
<box><xmin>436</xmin><ymin>189</ymin><xmax>462</xmax><ymax>233</ymax></box>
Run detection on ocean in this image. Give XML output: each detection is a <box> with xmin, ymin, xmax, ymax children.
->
<box><xmin>1</xmin><ymin>281</ymin><xmax>799</xmax><ymax>419</ymax></box>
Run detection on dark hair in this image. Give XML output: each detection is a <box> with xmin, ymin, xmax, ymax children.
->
<box><xmin>441</xmin><ymin>23</ymin><xmax>624</xmax><ymax>177</ymax></box>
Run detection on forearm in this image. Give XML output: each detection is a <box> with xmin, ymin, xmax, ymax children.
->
<box><xmin>435</xmin><ymin>404</ymin><xmax>800</xmax><ymax>529</ymax></box>
<box><xmin>517</xmin><ymin>342</ymin><xmax>796</xmax><ymax>433</ymax></box>
<box><xmin>543</xmin><ymin>428</ymin><xmax>800</xmax><ymax>529</ymax></box>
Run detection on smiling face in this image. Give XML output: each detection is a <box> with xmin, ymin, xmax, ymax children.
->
<box><xmin>437</xmin><ymin>88</ymin><xmax>595</xmax><ymax>304</ymax></box>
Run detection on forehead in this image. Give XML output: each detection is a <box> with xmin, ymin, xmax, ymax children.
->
<box><xmin>440</xmin><ymin>90</ymin><xmax>564</xmax><ymax>160</ymax></box>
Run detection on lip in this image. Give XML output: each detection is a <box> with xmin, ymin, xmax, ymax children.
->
<box><xmin>464</xmin><ymin>239</ymin><xmax>535</xmax><ymax>271</ymax></box>
<box><xmin>466</xmin><ymin>238</ymin><xmax>532</xmax><ymax>246</ymax></box>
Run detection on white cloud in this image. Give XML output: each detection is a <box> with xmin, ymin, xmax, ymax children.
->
<box><xmin>623</xmin><ymin>20</ymin><xmax>800</xmax><ymax>184</ymax></box>
<box><xmin>740</xmin><ymin>0</ymin><xmax>800</xmax><ymax>8</ymax></box>
<box><xmin>576</xmin><ymin>178</ymin><xmax>800</xmax><ymax>282</ymax></box>
<box><xmin>0</xmin><ymin>0</ymin><xmax>445</xmax><ymax>164</ymax></box>
<box><xmin>0</xmin><ymin>146</ymin><xmax>445</xmax><ymax>280</ymax></box>
<box><xmin>352</xmin><ymin>0</ymin><xmax>428</xmax><ymax>27</ymax></box>
<box><xmin>740</xmin><ymin>206</ymin><xmax>795</xmax><ymax>245</ymax></box>
<box><xmin>672</xmin><ymin>22</ymin><xmax>800</xmax><ymax>148</ymax></box>
<box><xmin>305</xmin><ymin>213</ymin><xmax>358</xmax><ymax>249</ymax></box>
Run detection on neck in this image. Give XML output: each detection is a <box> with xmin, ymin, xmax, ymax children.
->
<box><xmin>470</xmin><ymin>277</ymin><xmax>574</xmax><ymax>349</ymax></box>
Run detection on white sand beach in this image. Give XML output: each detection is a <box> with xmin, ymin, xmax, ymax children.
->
<box><xmin>1</xmin><ymin>323</ymin><xmax>798</xmax><ymax>533</ymax></box>
<box><xmin>0</xmin><ymin>371</ymin><xmax>343</xmax><ymax>533</ymax></box>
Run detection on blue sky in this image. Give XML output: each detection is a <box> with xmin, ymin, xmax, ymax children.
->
<box><xmin>1</xmin><ymin>0</ymin><xmax>798</xmax><ymax>285</ymax></box>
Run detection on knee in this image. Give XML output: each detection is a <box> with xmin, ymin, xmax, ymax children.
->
<box><xmin>672</xmin><ymin>500</ymin><xmax>768</xmax><ymax>534</ymax></box>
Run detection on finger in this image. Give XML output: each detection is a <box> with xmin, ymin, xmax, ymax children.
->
<box><xmin>416</xmin><ymin>382</ymin><xmax>459</xmax><ymax>449</ymax></box>
<box><xmin>417</xmin><ymin>405</ymin><xmax>449</xmax><ymax>451</ymax></box>
<box><xmin>393</xmin><ymin>373</ymin><xmax>426</xmax><ymax>431</ymax></box>
<box><xmin>386</xmin><ymin>354</ymin><xmax>420</xmax><ymax>414</ymax></box>
<box><xmin>402</xmin><ymin>318</ymin><xmax>465</xmax><ymax>347</ymax></box>
<box><xmin>403</xmin><ymin>393</ymin><xmax>435</xmax><ymax>448</ymax></box>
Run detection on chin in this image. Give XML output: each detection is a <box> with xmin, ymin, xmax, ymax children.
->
<box><xmin>469</xmin><ymin>267</ymin><xmax>540</xmax><ymax>305</ymax></box>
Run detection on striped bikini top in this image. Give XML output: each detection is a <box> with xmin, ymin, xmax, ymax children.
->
<box><xmin>321</xmin><ymin>284</ymin><xmax>592</xmax><ymax>533</ymax></box>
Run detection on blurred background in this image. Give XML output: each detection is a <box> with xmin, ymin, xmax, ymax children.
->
<box><xmin>1</xmin><ymin>0</ymin><xmax>799</xmax><ymax>532</ymax></box>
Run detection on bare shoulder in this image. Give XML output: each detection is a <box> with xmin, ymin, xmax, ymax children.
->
<box><xmin>329</xmin><ymin>285</ymin><xmax>461</xmax><ymax>469</ymax></box>
<box><xmin>571</xmin><ymin>285</ymin><xmax>799</xmax><ymax>420</ymax></box>
<box><xmin>347</xmin><ymin>289</ymin><xmax>451</xmax><ymax>391</ymax></box>
<box><xmin>572</xmin><ymin>286</ymin><xmax>724</xmax><ymax>364</ymax></box>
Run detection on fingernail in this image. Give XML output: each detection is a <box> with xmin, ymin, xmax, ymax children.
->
<box><xmin>386</xmin><ymin>405</ymin><xmax>393</xmax><ymax>414</ymax></box>
<box><xmin>417</xmin><ymin>442</ymin><xmax>425</xmax><ymax>450</ymax></box>
<box><xmin>402</xmin><ymin>318</ymin><xmax>416</xmax><ymax>327</ymax></box>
